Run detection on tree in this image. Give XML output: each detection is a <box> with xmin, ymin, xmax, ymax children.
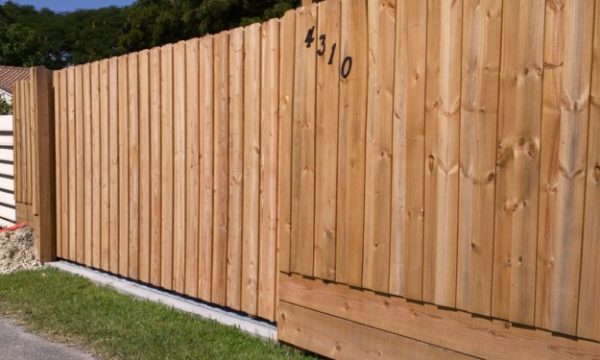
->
<box><xmin>0</xmin><ymin>97</ymin><xmax>11</xmax><ymax>115</ymax></box>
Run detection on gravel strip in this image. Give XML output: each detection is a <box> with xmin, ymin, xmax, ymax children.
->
<box><xmin>0</xmin><ymin>227</ymin><xmax>41</xmax><ymax>274</ymax></box>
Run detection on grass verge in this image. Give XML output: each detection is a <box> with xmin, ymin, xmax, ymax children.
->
<box><xmin>0</xmin><ymin>268</ymin><xmax>312</xmax><ymax>360</ymax></box>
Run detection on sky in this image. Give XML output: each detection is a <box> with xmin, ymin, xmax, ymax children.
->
<box><xmin>2</xmin><ymin>0</ymin><xmax>135</xmax><ymax>12</ymax></box>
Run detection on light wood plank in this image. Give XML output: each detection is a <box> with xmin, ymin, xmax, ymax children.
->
<box><xmin>118</xmin><ymin>55</ymin><xmax>129</xmax><ymax>276</ymax></box>
<box><xmin>138</xmin><ymin>50</ymin><xmax>151</xmax><ymax>283</ymax></box>
<box><xmin>313</xmin><ymin>0</ymin><xmax>339</xmax><ymax>281</ymax></box>
<box><xmin>67</xmin><ymin>69</ymin><xmax>77</xmax><ymax>261</ymax></box>
<box><xmin>128</xmin><ymin>53</ymin><xmax>140</xmax><ymax>280</ymax></box>
<box><xmin>492</xmin><ymin>0</ymin><xmax>545</xmax><ymax>326</ymax></box>
<box><xmin>53</xmin><ymin>71</ymin><xmax>61</xmax><ymax>258</ymax></box>
<box><xmin>75</xmin><ymin>65</ymin><xmax>85</xmax><ymax>264</ymax></box>
<box><xmin>149</xmin><ymin>47</ymin><xmax>162</xmax><ymax>286</ymax></box>
<box><xmin>60</xmin><ymin>70</ymin><xmax>69</xmax><ymax>261</ymax></box>
<box><xmin>83</xmin><ymin>63</ymin><xmax>92</xmax><ymax>266</ymax></box>
<box><xmin>90</xmin><ymin>61</ymin><xmax>101</xmax><ymax>268</ymax></box>
<box><xmin>456</xmin><ymin>0</ymin><xmax>502</xmax><ymax>316</ymax></box>
<box><xmin>108</xmin><ymin>57</ymin><xmax>120</xmax><ymax>274</ymax></box>
<box><xmin>535</xmin><ymin>0</ymin><xmax>594</xmax><ymax>336</ymax></box>
<box><xmin>99</xmin><ymin>60</ymin><xmax>110</xmax><ymax>271</ymax></box>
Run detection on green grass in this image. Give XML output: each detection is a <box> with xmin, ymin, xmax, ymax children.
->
<box><xmin>0</xmin><ymin>268</ymin><xmax>313</xmax><ymax>360</ymax></box>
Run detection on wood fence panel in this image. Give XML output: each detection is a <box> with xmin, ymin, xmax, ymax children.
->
<box><xmin>117</xmin><ymin>56</ymin><xmax>129</xmax><ymax>276</ymax></box>
<box><xmin>149</xmin><ymin>47</ymin><xmax>162</xmax><ymax>286</ymax></box>
<box><xmin>83</xmin><ymin>63</ymin><xmax>92</xmax><ymax>266</ymax></box>
<box><xmin>59</xmin><ymin>70</ymin><xmax>69</xmax><ymax>260</ymax></box>
<box><xmin>160</xmin><ymin>45</ymin><xmax>174</xmax><ymax>290</ymax></box>
<box><xmin>241</xmin><ymin>25</ymin><xmax>260</xmax><ymax>316</ymax></box>
<box><xmin>578</xmin><ymin>0</ymin><xmax>600</xmax><ymax>342</ymax></box>
<box><xmin>362</xmin><ymin>0</ymin><xmax>395</xmax><ymax>293</ymax></box>
<box><xmin>492</xmin><ymin>0</ymin><xmax>544</xmax><ymax>326</ymax></box>
<box><xmin>277</xmin><ymin>10</ymin><xmax>295</xmax><ymax>275</ymax></box>
<box><xmin>227</xmin><ymin>29</ymin><xmax>243</xmax><ymax>310</ymax></box>
<box><xmin>258</xmin><ymin>19</ymin><xmax>279</xmax><ymax>321</ymax></box>
<box><xmin>138</xmin><ymin>50</ymin><xmax>151</xmax><ymax>284</ymax></box>
<box><xmin>290</xmin><ymin>4</ymin><xmax>317</xmax><ymax>277</ymax></box>
<box><xmin>53</xmin><ymin>72</ymin><xmax>61</xmax><ymax>258</ymax></box>
<box><xmin>335</xmin><ymin>0</ymin><xmax>367</xmax><ymax>287</ymax></box>
<box><xmin>212</xmin><ymin>32</ymin><xmax>229</xmax><ymax>306</ymax></box>
<box><xmin>128</xmin><ymin>53</ymin><xmax>140</xmax><ymax>280</ymax></box>
<box><xmin>535</xmin><ymin>0</ymin><xmax>594</xmax><ymax>336</ymax></box>
<box><xmin>108</xmin><ymin>57</ymin><xmax>120</xmax><ymax>274</ymax></box>
<box><xmin>75</xmin><ymin>65</ymin><xmax>85</xmax><ymax>264</ymax></box>
<box><xmin>456</xmin><ymin>0</ymin><xmax>502</xmax><ymax>316</ymax></box>
<box><xmin>184</xmin><ymin>40</ymin><xmax>199</xmax><ymax>298</ymax></box>
<box><xmin>173</xmin><ymin>41</ymin><xmax>187</xmax><ymax>294</ymax></box>
<box><xmin>313</xmin><ymin>0</ymin><xmax>339</xmax><ymax>281</ymax></box>
<box><xmin>67</xmin><ymin>67</ymin><xmax>76</xmax><ymax>261</ymax></box>
<box><xmin>198</xmin><ymin>36</ymin><xmax>214</xmax><ymax>301</ymax></box>
<box><xmin>91</xmin><ymin>61</ymin><xmax>101</xmax><ymax>269</ymax></box>
<box><xmin>389</xmin><ymin>0</ymin><xmax>427</xmax><ymax>299</ymax></box>
<box><xmin>99</xmin><ymin>60</ymin><xmax>110</xmax><ymax>271</ymax></box>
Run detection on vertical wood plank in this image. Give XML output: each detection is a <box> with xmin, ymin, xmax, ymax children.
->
<box><xmin>83</xmin><ymin>64</ymin><xmax>92</xmax><ymax>266</ymax></box>
<box><xmin>314</xmin><ymin>0</ymin><xmax>340</xmax><ymax>281</ymax></box>
<box><xmin>492</xmin><ymin>0</ymin><xmax>545</xmax><ymax>326</ymax></box>
<box><xmin>456</xmin><ymin>0</ymin><xmax>502</xmax><ymax>315</ymax></box>
<box><xmin>259</xmin><ymin>19</ymin><xmax>279</xmax><ymax>321</ymax></box>
<box><xmin>363</xmin><ymin>0</ymin><xmax>395</xmax><ymax>293</ymax></box>
<box><xmin>212</xmin><ymin>32</ymin><xmax>229</xmax><ymax>306</ymax></box>
<box><xmin>138</xmin><ymin>50</ymin><xmax>151</xmax><ymax>283</ymax></box>
<box><xmin>290</xmin><ymin>4</ymin><xmax>317</xmax><ymax>276</ymax></box>
<box><xmin>198</xmin><ymin>36</ymin><xmax>214</xmax><ymax>300</ymax></box>
<box><xmin>59</xmin><ymin>71</ymin><xmax>69</xmax><ymax>261</ymax></box>
<box><xmin>53</xmin><ymin>72</ymin><xmax>61</xmax><ymax>259</ymax></box>
<box><xmin>149</xmin><ymin>47</ymin><xmax>162</xmax><ymax>286</ymax></box>
<box><xmin>128</xmin><ymin>53</ymin><xmax>140</xmax><ymax>280</ymax></box>
<box><xmin>535</xmin><ymin>0</ymin><xmax>594</xmax><ymax>335</ymax></box>
<box><xmin>184</xmin><ymin>39</ymin><xmax>199</xmax><ymax>298</ymax></box>
<box><xmin>108</xmin><ymin>57</ymin><xmax>120</xmax><ymax>274</ymax></box>
<box><xmin>99</xmin><ymin>60</ymin><xmax>110</xmax><ymax>271</ymax></box>
<box><xmin>389</xmin><ymin>0</ymin><xmax>428</xmax><ymax>299</ymax></box>
<box><xmin>578</xmin><ymin>0</ymin><xmax>600</xmax><ymax>342</ymax></box>
<box><xmin>118</xmin><ymin>55</ymin><xmax>129</xmax><ymax>277</ymax></box>
<box><xmin>173</xmin><ymin>41</ymin><xmax>187</xmax><ymax>294</ymax></box>
<box><xmin>227</xmin><ymin>29</ymin><xmax>243</xmax><ymax>310</ymax></box>
<box><xmin>278</xmin><ymin>10</ymin><xmax>296</xmax><ymax>275</ymax></box>
<box><xmin>91</xmin><ymin>61</ymin><xmax>101</xmax><ymax>268</ymax></box>
<box><xmin>335</xmin><ymin>0</ymin><xmax>368</xmax><ymax>287</ymax></box>
<box><xmin>75</xmin><ymin>65</ymin><xmax>85</xmax><ymax>264</ymax></box>
<box><xmin>160</xmin><ymin>44</ymin><xmax>174</xmax><ymax>290</ymax></box>
<box><xmin>423</xmin><ymin>0</ymin><xmax>462</xmax><ymax>307</ymax></box>
<box><xmin>242</xmin><ymin>24</ymin><xmax>261</xmax><ymax>315</ymax></box>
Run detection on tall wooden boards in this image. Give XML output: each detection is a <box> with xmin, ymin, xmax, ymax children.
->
<box><xmin>578</xmin><ymin>0</ymin><xmax>600</xmax><ymax>342</ymax></box>
<box><xmin>241</xmin><ymin>24</ymin><xmax>260</xmax><ymax>316</ymax></box>
<box><xmin>173</xmin><ymin>41</ymin><xmax>186</xmax><ymax>293</ymax></box>
<box><xmin>390</xmin><ymin>0</ymin><xmax>427</xmax><ymax>299</ymax></box>
<box><xmin>160</xmin><ymin>45</ymin><xmax>174</xmax><ymax>290</ymax></box>
<box><xmin>362</xmin><ymin>0</ymin><xmax>394</xmax><ymax>293</ymax></box>
<box><xmin>117</xmin><ymin>55</ymin><xmax>129</xmax><ymax>276</ymax></box>
<box><xmin>212</xmin><ymin>32</ymin><xmax>229</xmax><ymax>306</ymax></box>
<box><xmin>535</xmin><ymin>0</ymin><xmax>594</xmax><ymax>335</ymax></box>
<box><xmin>138</xmin><ymin>50</ymin><xmax>151</xmax><ymax>283</ymax></box>
<box><xmin>82</xmin><ymin>64</ymin><xmax>92</xmax><ymax>266</ymax></box>
<box><xmin>99</xmin><ymin>60</ymin><xmax>110</xmax><ymax>271</ymax></box>
<box><xmin>128</xmin><ymin>53</ymin><xmax>140</xmax><ymax>280</ymax></box>
<box><xmin>90</xmin><ymin>62</ymin><xmax>101</xmax><ymax>268</ymax></box>
<box><xmin>456</xmin><ymin>0</ymin><xmax>502</xmax><ymax>315</ymax></box>
<box><xmin>198</xmin><ymin>36</ymin><xmax>214</xmax><ymax>300</ymax></box>
<box><xmin>258</xmin><ymin>19</ymin><xmax>279</xmax><ymax>320</ymax></box>
<box><xmin>108</xmin><ymin>57</ymin><xmax>120</xmax><ymax>274</ymax></box>
<box><xmin>313</xmin><ymin>0</ymin><xmax>339</xmax><ymax>281</ymax></box>
<box><xmin>75</xmin><ymin>65</ymin><xmax>85</xmax><ymax>264</ymax></box>
<box><xmin>149</xmin><ymin>47</ymin><xmax>162</xmax><ymax>286</ymax></box>
<box><xmin>335</xmin><ymin>0</ymin><xmax>367</xmax><ymax>287</ymax></box>
<box><xmin>227</xmin><ymin>29</ymin><xmax>243</xmax><ymax>310</ymax></box>
<box><xmin>184</xmin><ymin>40</ymin><xmax>199</xmax><ymax>298</ymax></box>
<box><xmin>59</xmin><ymin>70</ymin><xmax>69</xmax><ymax>261</ymax></box>
<box><xmin>290</xmin><ymin>4</ymin><xmax>317</xmax><ymax>276</ymax></box>
<box><xmin>423</xmin><ymin>0</ymin><xmax>462</xmax><ymax>307</ymax></box>
<box><xmin>278</xmin><ymin>10</ymin><xmax>295</xmax><ymax>275</ymax></box>
<box><xmin>492</xmin><ymin>0</ymin><xmax>545</xmax><ymax>326</ymax></box>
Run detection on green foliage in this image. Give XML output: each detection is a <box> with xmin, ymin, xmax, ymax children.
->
<box><xmin>0</xmin><ymin>97</ymin><xmax>11</xmax><ymax>115</ymax></box>
<box><xmin>0</xmin><ymin>0</ymin><xmax>299</xmax><ymax>69</ymax></box>
<box><xmin>0</xmin><ymin>269</ymin><xmax>312</xmax><ymax>359</ymax></box>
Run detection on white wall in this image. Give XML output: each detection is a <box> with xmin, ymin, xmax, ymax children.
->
<box><xmin>0</xmin><ymin>115</ymin><xmax>15</xmax><ymax>226</ymax></box>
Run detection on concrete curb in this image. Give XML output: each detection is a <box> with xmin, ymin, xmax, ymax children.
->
<box><xmin>48</xmin><ymin>261</ymin><xmax>277</xmax><ymax>340</ymax></box>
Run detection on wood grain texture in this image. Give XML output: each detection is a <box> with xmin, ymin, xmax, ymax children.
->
<box><xmin>578</xmin><ymin>0</ymin><xmax>600</xmax><ymax>342</ymax></box>
<box><xmin>128</xmin><ymin>53</ymin><xmax>140</xmax><ymax>280</ymax></box>
<box><xmin>212</xmin><ymin>32</ymin><xmax>229</xmax><ymax>306</ymax></box>
<box><xmin>258</xmin><ymin>19</ymin><xmax>279</xmax><ymax>321</ymax></box>
<box><xmin>149</xmin><ymin>47</ymin><xmax>162</xmax><ymax>286</ymax></box>
<box><xmin>90</xmin><ymin>62</ymin><xmax>101</xmax><ymax>269</ymax></box>
<box><xmin>99</xmin><ymin>60</ymin><xmax>110</xmax><ymax>271</ymax></box>
<box><xmin>335</xmin><ymin>0</ymin><xmax>367</xmax><ymax>287</ymax></box>
<box><xmin>290</xmin><ymin>4</ymin><xmax>317</xmax><ymax>276</ymax></box>
<box><xmin>173</xmin><ymin>41</ymin><xmax>186</xmax><ymax>293</ymax></box>
<box><xmin>53</xmin><ymin>71</ymin><xmax>61</xmax><ymax>259</ymax></box>
<box><xmin>83</xmin><ymin>64</ymin><xmax>92</xmax><ymax>267</ymax></box>
<box><xmin>117</xmin><ymin>56</ymin><xmax>129</xmax><ymax>276</ymax></box>
<box><xmin>138</xmin><ymin>50</ymin><xmax>151</xmax><ymax>283</ymax></box>
<box><xmin>227</xmin><ymin>29</ymin><xmax>243</xmax><ymax>310</ymax></box>
<box><xmin>241</xmin><ymin>24</ymin><xmax>261</xmax><ymax>316</ymax></box>
<box><xmin>59</xmin><ymin>70</ymin><xmax>69</xmax><ymax>262</ymax></box>
<box><xmin>456</xmin><ymin>0</ymin><xmax>502</xmax><ymax>316</ymax></box>
<box><xmin>108</xmin><ymin>57</ymin><xmax>120</xmax><ymax>273</ymax></box>
<box><xmin>535</xmin><ymin>0</ymin><xmax>594</xmax><ymax>336</ymax></box>
<box><xmin>313</xmin><ymin>0</ymin><xmax>339</xmax><ymax>281</ymax></box>
<box><xmin>389</xmin><ymin>0</ymin><xmax>427</xmax><ymax>299</ymax></box>
<box><xmin>277</xmin><ymin>10</ymin><xmax>296</xmax><ymax>275</ymax></box>
<box><xmin>492</xmin><ymin>0</ymin><xmax>544</xmax><ymax>326</ymax></box>
<box><xmin>75</xmin><ymin>65</ymin><xmax>85</xmax><ymax>264</ymax></box>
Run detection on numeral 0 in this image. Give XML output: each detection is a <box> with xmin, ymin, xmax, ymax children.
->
<box><xmin>341</xmin><ymin>56</ymin><xmax>353</xmax><ymax>79</ymax></box>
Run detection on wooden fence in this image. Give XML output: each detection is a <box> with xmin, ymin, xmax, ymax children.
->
<box><xmin>11</xmin><ymin>0</ymin><xmax>600</xmax><ymax>358</ymax></box>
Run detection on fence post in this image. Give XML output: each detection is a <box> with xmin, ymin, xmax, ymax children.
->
<box><xmin>31</xmin><ymin>66</ymin><xmax>56</xmax><ymax>263</ymax></box>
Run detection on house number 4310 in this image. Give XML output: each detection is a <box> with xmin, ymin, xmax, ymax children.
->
<box><xmin>305</xmin><ymin>26</ymin><xmax>352</xmax><ymax>79</ymax></box>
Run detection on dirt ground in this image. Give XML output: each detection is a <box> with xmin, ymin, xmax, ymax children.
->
<box><xmin>0</xmin><ymin>226</ymin><xmax>41</xmax><ymax>274</ymax></box>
